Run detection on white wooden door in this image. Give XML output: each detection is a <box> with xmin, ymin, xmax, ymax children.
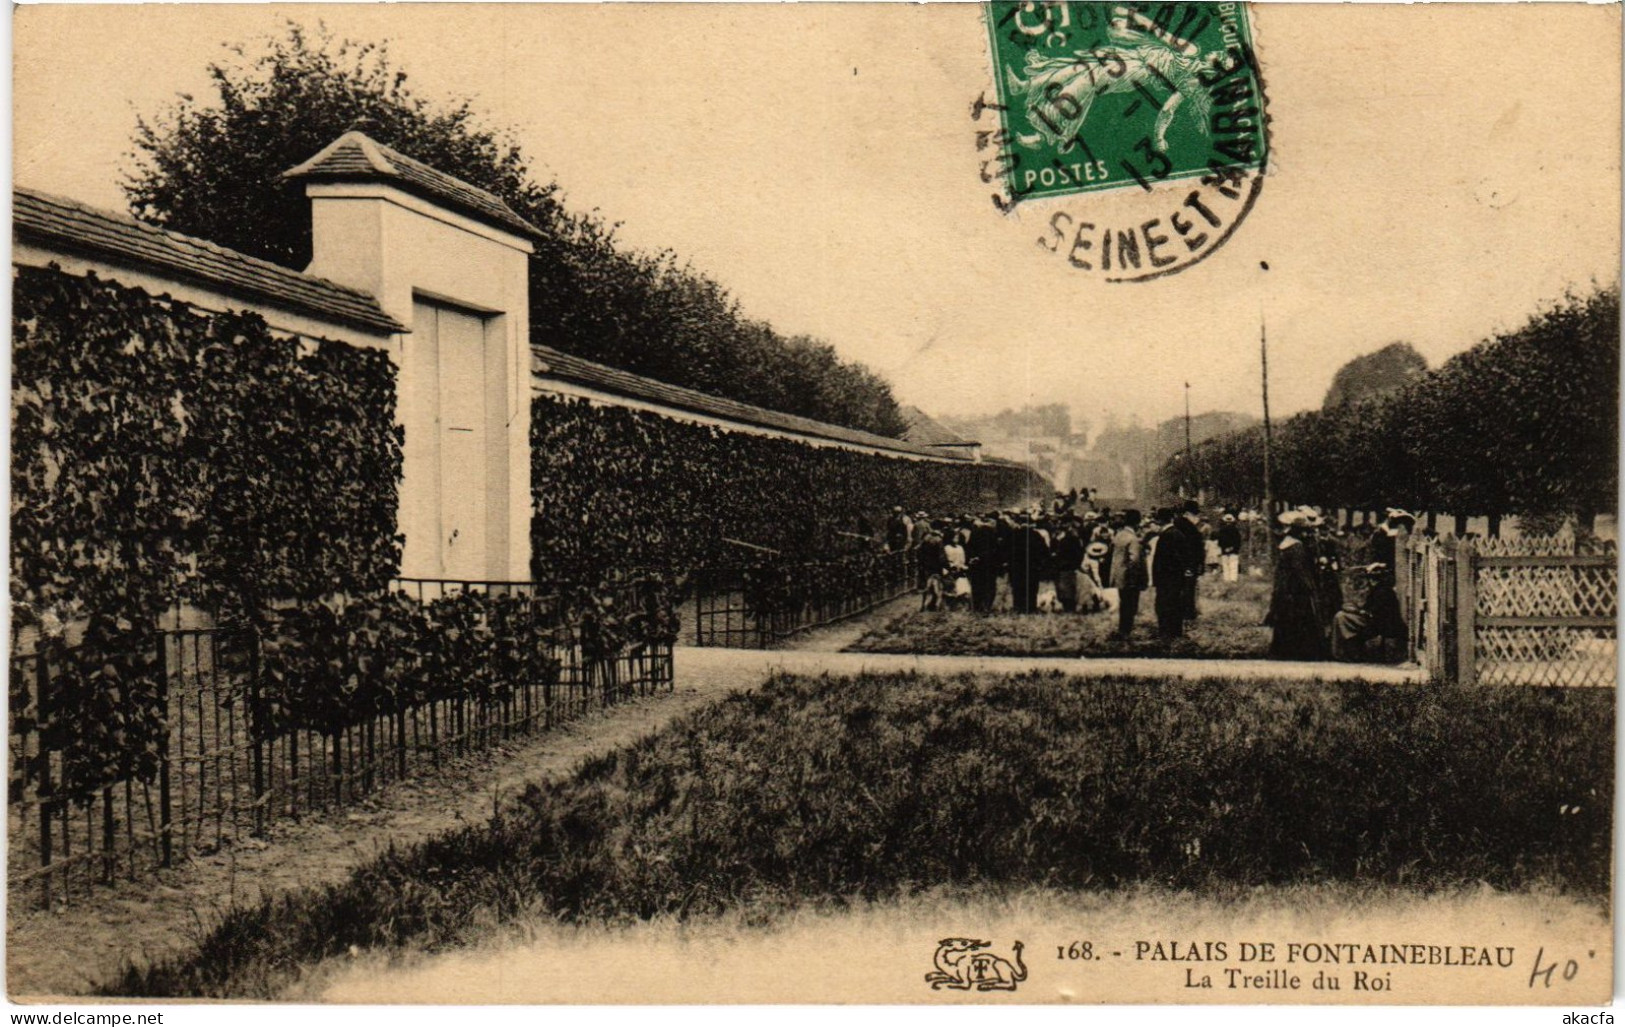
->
<box><xmin>433</xmin><ymin>305</ymin><xmax>489</xmax><ymax>579</ymax></box>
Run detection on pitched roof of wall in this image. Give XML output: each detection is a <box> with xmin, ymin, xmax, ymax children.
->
<box><xmin>532</xmin><ymin>345</ymin><xmax>974</xmax><ymax>461</ymax></box>
<box><xmin>282</xmin><ymin>132</ymin><xmax>544</xmax><ymax>241</ymax></box>
<box><xmin>14</xmin><ymin>187</ymin><xmax>406</xmax><ymax>335</ymax></box>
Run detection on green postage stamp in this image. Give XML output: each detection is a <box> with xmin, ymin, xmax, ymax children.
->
<box><xmin>980</xmin><ymin>2</ymin><xmax>1269</xmax><ymax>281</ymax></box>
<box><xmin>984</xmin><ymin>1</ymin><xmax>1267</xmax><ymax>202</ymax></box>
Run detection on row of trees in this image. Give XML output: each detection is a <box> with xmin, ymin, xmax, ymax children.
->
<box><xmin>1164</xmin><ymin>288</ymin><xmax>1618</xmax><ymax>524</ymax></box>
<box><xmin>125</xmin><ymin>23</ymin><xmax>908</xmax><ymax>437</ymax></box>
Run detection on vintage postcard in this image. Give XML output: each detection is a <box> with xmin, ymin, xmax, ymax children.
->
<box><xmin>8</xmin><ymin>0</ymin><xmax>1619</xmax><ymax>1014</ymax></box>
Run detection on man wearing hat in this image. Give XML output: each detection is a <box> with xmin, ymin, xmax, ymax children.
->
<box><xmin>885</xmin><ymin>506</ymin><xmax>912</xmax><ymax>553</ymax></box>
<box><xmin>1051</xmin><ymin>519</ymin><xmax>1085</xmax><ymax>612</ymax></box>
<box><xmin>1008</xmin><ymin>513</ymin><xmax>1049</xmax><ymax>614</ymax></box>
<box><xmin>1371</xmin><ymin>507</ymin><xmax>1416</xmax><ymax>571</ymax></box>
<box><xmin>1217</xmin><ymin>513</ymin><xmax>1243</xmax><ymax>583</ymax></box>
<box><xmin>966</xmin><ymin>514</ymin><xmax>1001</xmax><ymax>613</ymax></box>
<box><xmin>1175</xmin><ymin>500</ymin><xmax>1206</xmax><ymax>621</ymax></box>
<box><xmin>1153</xmin><ymin>501</ymin><xmax>1202</xmax><ymax>638</ymax></box>
<box><xmin>1109</xmin><ymin>509</ymin><xmax>1147</xmax><ymax>638</ymax></box>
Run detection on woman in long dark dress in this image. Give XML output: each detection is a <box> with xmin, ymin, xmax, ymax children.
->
<box><xmin>1266</xmin><ymin>520</ymin><xmax>1327</xmax><ymax>660</ymax></box>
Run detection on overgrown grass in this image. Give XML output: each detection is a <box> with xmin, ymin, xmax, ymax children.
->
<box><xmin>848</xmin><ymin>577</ymin><xmax>1272</xmax><ymax>658</ymax></box>
<box><xmin>104</xmin><ymin>671</ymin><xmax>1612</xmax><ymax>998</ymax></box>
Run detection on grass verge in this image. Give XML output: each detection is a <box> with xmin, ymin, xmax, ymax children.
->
<box><xmin>847</xmin><ymin>578</ymin><xmax>1272</xmax><ymax>658</ymax></box>
<box><xmin>103</xmin><ymin>670</ymin><xmax>1612</xmax><ymax>998</ymax></box>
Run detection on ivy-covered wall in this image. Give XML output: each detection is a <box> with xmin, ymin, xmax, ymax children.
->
<box><xmin>529</xmin><ymin>394</ymin><xmax>1048</xmax><ymax>581</ymax></box>
<box><xmin>11</xmin><ymin>264</ymin><xmax>404</xmax><ymax>629</ymax></box>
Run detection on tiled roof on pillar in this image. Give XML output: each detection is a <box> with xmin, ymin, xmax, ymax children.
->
<box><xmin>282</xmin><ymin>132</ymin><xmax>545</xmax><ymax>241</ymax></box>
<box><xmin>13</xmin><ymin>187</ymin><xmax>407</xmax><ymax>335</ymax></box>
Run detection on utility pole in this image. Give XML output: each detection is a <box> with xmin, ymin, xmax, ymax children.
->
<box><xmin>1183</xmin><ymin>381</ymin><xmax>1194</xmax><ymax>498</ymax></box>
<box><xmin>1183</xmin><ymin>382</ymin><xmax>1193</xmax><ymax>456</ymax></box>
<box><xmin>1257</xmin><ymin>260</ymin><xmax>1275</xmax><ymax>531</ymax></box>
<box><xmin>1261</xmin><ymin>313</ymin><xmax>1274</xmax><ymax>525</ymax></box>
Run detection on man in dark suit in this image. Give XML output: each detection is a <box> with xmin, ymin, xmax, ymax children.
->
<box><xmin>1007</xmin><ymin>513</ymin><xmax>1049</xmax><ymax>614</ymax></box>
<box><xmin>917</xmin><ymin>528</ymin><xmax>947</xmax><ymax>602</ymax></box>
<box><xmin>1152</xmin><ymin>504</ymin><xmax>1199</xmax><ymax>639</ymax></box>
<box><xmin>966</xmin><ymin>515</ymin><xmax>1001</xmax><ymax>613</ymax></box>
<box><xmin>1050</xmin><ymin>519</ymin><xmax>1086</xmax><ymax>612</ymax></box>
<box><xmin>885</xmin><ymin>506</ymin><xmax>912</xmax><ymax>552</ymax></box>
<box><xmin>1109</xmin><ymin>509</ymin><xmax>1147</xmax><ymax>639</ymax></box>
<box><xmin>1175</xmin><ymin>500</ymin><xmax>1206</xmax><ymax>621</ymax></box>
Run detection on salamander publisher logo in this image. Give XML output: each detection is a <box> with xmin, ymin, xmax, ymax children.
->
<box><xmin>1563</xmin><ymin>1015</ymin><xmax>1614</xmax><ymax>1025</ymax></box>
<box><xmin>925</xmin><ymin>938</ymin><xmax>1028</xmax><ymax>992</ymax></box>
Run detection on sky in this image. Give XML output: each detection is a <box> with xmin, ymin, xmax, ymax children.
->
<box><xmin>12</xmin><ymin>3</ymin><xmax>1621</xmax><ymax>430</ymax></box>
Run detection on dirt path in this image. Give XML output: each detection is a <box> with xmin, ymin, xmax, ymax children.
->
<box><xmin>675</xmin><ymin>646</ymin><xmax>1427</xmax><ymax>686</ymax></box>
<box><xmin>776</xmin><ymin>594</ymin><xmax>921</xmax><ymax>651</ymax></box>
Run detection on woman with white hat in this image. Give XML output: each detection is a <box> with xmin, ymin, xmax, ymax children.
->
<box><xmin>1080</xmin><ymin>539</ymin><xmax>1109</xmax><ymax>613</ymax></box>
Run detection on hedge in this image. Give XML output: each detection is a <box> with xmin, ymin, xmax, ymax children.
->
<box><xmin>529</xmin><ymin>395</ymin><xmax>1048</xmax><ymax>581</ymax></box>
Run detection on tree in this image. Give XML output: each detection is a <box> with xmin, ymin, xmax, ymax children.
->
<box><xmin>124</xmin><ymin>22</ymin><xmax>908</xmax><ymax>436</ymax></box>
<box><xmin>1321</xmin><ymin>342</ymin><xmax>1428</xmax><ymax>410</ymax></box>
<box><xmin>1407</xmin><ymin>287</ymin><xmax>1617</xmax><ymax>521</ymax></box>
<box><xmin>1169</xmin><ymin>287</ymin><xmax>1618</xmax><ymax>523</ymax></box>
<box><xmin>126</xmin><ymin>22</ymin><xmax>562</xmax><ymax>271</ymax></box>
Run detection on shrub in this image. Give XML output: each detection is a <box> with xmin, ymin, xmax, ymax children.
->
<box><xmin>256</xmin><ymin>590</ymin><xmax>588</xmax><ymax>739</ymax></box>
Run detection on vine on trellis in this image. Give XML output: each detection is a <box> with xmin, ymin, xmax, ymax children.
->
<box><xmin>12</xmin><ymin>263</ymin><xmax>403</xmax><ymax>796</ymax></box>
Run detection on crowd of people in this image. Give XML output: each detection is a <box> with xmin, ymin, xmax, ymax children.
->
<box><xmin>1267</xmin><ymin>505</ymin><xmax>1412</xmax><ymax>663</ymax></box>
<box><xmin>883</xmin><ymin>497</ymin><xmax>1252</xmax><ymax>641</ymax></box>
<box><xmin>883</xmin><ymin>495</ymin><xmax>1415</xmax><ymax>663</ymax></box>
<box><xmin>531</xmin><ymin>387</ymin><xmax>1417</xmax><ymax>664</ymax></box>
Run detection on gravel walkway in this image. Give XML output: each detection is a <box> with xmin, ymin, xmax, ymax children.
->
<box><xmin>675</xmin><ymin>646</ymin><xmax>1428</xmax><ymax>686</ymax></box>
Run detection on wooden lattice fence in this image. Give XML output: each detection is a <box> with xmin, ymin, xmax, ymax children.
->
<box><xmin>1401</xmin><ymin>533</ymin><xmax>1616</xmax><ymax>687</ymax></box>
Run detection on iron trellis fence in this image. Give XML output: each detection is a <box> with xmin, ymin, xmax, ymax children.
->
<box><xmin>694</xmin><ymin>548</ymin><xmax>917</xmax><ymax>648</ymax></box>
<box><xmin>8</xmin><ymin>577</ymin><xmax>675</xmax><ymax>909</ymax></box>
